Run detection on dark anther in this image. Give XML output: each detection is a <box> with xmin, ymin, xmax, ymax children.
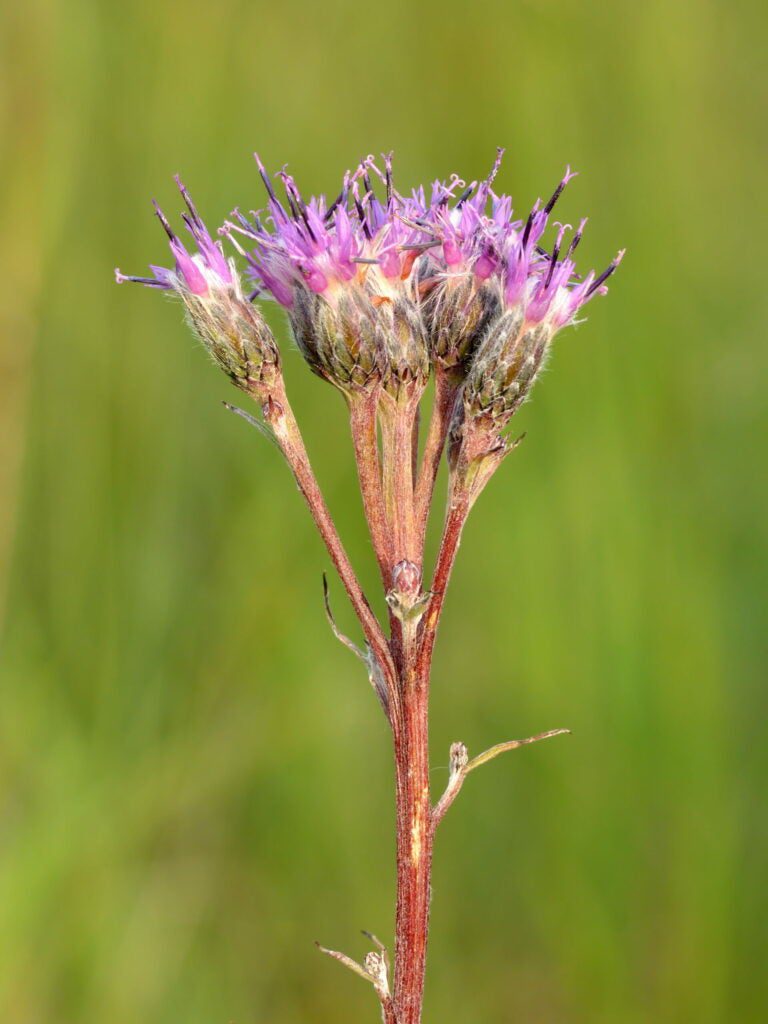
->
<box><xmin>325</xmin><ymin>185</ymin><xmax>347</xmax><ymax>223</ymax></box>
<box><xmin>567</xmin><ymin>225</ymin><xmax>585</xmax><ymax>259</ymax></box>
<box><xmin>455</xmin><ymin>185</ymin><xmax>475</xmax><ymax>208</ymax></box>
<box><xmin>586</xmin><ymin>251</ymin><xmax>624</xmax><ymax>296</ymax></box>
<box><xmin>354</xmin><ymin>193</ymin><xmax>372</xmax><ymax>239</ymax></box>
<box><xmin>521</xmin><ymin>207</ymin><xmax>537</xmax><ymax>249</ymax></box>
<box><xmin>175</xmin><ymin>177</ymin><xmax>203</xmax><ymax>226</ymax></box>
<box><xmin>544</xmin><ymin>239</ymin><xmax>561</xmax><ymax>289</ymax></box>
<box><xmin>153</xmin><ymin>202</ymin><xmax>177</xmax><ymax>241</ymax></box>
<box><xmin>544</xmin><ymin>171</ymin><xmax>572</xmax><ymax>215</ymax></box>
<box><xmin>255</xmin><ymin>155</ymin><xmax>280</xmax><ymax>205</ymax></box>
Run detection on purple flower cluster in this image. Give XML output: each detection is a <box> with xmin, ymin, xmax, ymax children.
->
<box><xmin>116</xmin><ymin>149</ymin><xmax>622</xmax><ymax>409</ymax></box>
<box><xmin>221</xmin><ymin>154</ymin><xmax>431</xmax><ymax>309</ymax></box>
<box><xmin>217</xmin><ymin>151</ymin><xmax>621</xmax><ymax>328</ymax></box>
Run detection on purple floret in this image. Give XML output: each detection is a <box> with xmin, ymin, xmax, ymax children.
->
<box><xmin>115</xmin><ymin>178</ymin><xmax>232</xmax><ymax>296</ymax></box>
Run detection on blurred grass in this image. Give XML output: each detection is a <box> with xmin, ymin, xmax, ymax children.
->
<box><xmin>1</xmin><ymin>0</ymin><xmax>767</xmax><ymax>1021</ymax></box>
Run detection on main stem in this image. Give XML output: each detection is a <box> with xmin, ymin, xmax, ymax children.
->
<box><xmin>389</xmin><ymin>497</ymin><xmax>472</xmax><ymax>1024</ymax></box>
<box><xmin>392</xmin><ymin>635</ymin><xmax>433</xmax><ymax>1024</ymax></box>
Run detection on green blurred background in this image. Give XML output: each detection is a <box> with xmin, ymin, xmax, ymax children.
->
<box><xmin>1</xmin><ymin>1</ymin><xmax>766</xmax><ymax>1021</ymax></box>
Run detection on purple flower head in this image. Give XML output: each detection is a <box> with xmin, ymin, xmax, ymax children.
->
<box><xmin>115</xmin><ymin>177</ymin><xmax>279</xmax><ymax>388</ymax></box>
<box><xmin>222</xmin><ymin>154</ymin><xmax>432</xmax><ymax>313</ymax></box>
<box><xmin>220</xmin><ymin>155</ymin><xmax>432</xmax><ymax>395</ymax></box>
<box><xmin>431</xmin><ymin>157</ymin><xmax>625</xmax><ymax>431</ymax></box>
<box><xmin>115</xmin><ymin>177</ymin><xmax>233</xmax><ymax>297</ymax></box>
<box><xmin>414</xmin><ymin>157</ymin><xmax>622</xmax><ymax>337</ymax></box>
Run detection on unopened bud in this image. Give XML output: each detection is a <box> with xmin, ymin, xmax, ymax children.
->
<box><xmin>449</xmin><ymin>741</ymin><xmax>469</xmax><ymax>776</ymax></box>
<box><xmin>381</xmin><ymin>298</ymin><xmax>429</xmax><ymax>398</ymax></box>
<box><xmin>386</xmin><ymin>560</ymin><xmax>430</xmax><ymax>623</ymax></box>
<box><xmin>424</xmin><ymin>275</ymin><xmax>502</xmax><ymax>374</ymax></box>
<box><xmin>464</xmin><ymin>310</ymin><xmax>552</xmax><ymax>424</ymax></box>
<box><xmin>392</xmin><ymin>559</ymin><xmax>421</xmax><ymax>599</ymax></box>
<box><xmin>363</xmin><ymin>951</ymin><xmax>389</xmax><ymax>996</ymax></box>
<box><xmin>291</xmin><ymin>287</ymin><xmax>383</xmax><ymax>394</ymax></box>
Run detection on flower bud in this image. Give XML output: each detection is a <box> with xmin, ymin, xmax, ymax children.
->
<box><xmin>449</xmin><ymin>741</ymin><xmax>469</xmax><ymax>776</ymax></box>
<box><xmin>380</xmin><ymin>296</ymin><xmax>429</xmax><ymax>398</ymax></box>
<box><xmin>463</xmin><ymin>310</ymin><xmax>549</xmax><ymax>424</ymax></box>
<box><xmin>423</xmin><ymin>274</ymin><xmax>502</xmax><ymax>374</ymax></box>
<box><xmin>386</xmin><ymin>559</ymin><xmax>430</xmax><ymax>623</ymax></box>
<box><xmin>290</xmin><ymin>287</ymin><xmax>383</xmax><ymax>394</ymax></box>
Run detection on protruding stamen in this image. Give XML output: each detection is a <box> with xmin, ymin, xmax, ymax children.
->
<box><xmin>567</xmin><ymin>217</ymin><xmax>588</xmax><ymax>258</ymax></box>
<box><xmin>352</xmin><ymin>183</ymin><xmax>372</xmax><ymax>239</ymax></box>
<box><xmin>544</xmin><ymin>165</ymin><xmax>577</xmax><ymax>215</ymax></box>
<box><xmin>384</xmin><ymin>151</ymin><xmax>394</xmax><ymax>206</ymax></box>
<box><xmin>254</xmin><ymin>152</ymin><xmax>279</xmax><ymax>204</ymax></box>
<box><xmin>362</xmin><ymin>163</ymin><xmax>374</xmax><ymax>199</ymax></box>
<box><xmin>485</xmin><ymin>146</ymin><xmax>505</xmax><ymax>190</ymax></box>
<box><xmin>174</xmin><ymin>175</ymin><xmax>202</xmax><ymax>227</ymax></box>
<box><xmin>219</xmin><ymin>224</ymin><xmax>249</xmax><ymax>257</ymax></box>
<box><xmin>521</xmin><ymin>200</ymin><xmax>541</xmax><ymax>249</ymax></box>
<box><xmin>324</xmin><ymin>170</ymin><xmax>351</xmax><ymax>223</ymax></box>
<box><xmin>545</xmin><ymin>221</ymin><xmax>571</xmax><ymax>286</ymax></box>
<box><xmin>115</xmin><ymin>268</ymin><xmax>167</xmax><ymax>288</ymax></box>
<box><xmin>153</xmin><ymin>201</ymin><xmax>176</xmax><ymax>241</ymax></box>
<box><xmin>586</xmin><ymin>248</ymin><xmax>625</xmax><ymax>296</ymax></box>
<box><xmin>455</xmin><ymin>184</ymin><xmax>475</xmax><ymax>207</ymax></box>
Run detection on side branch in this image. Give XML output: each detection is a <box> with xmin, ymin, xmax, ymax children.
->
<box><xmin>432</xmin><ymin>729</ymin><xmax>571</xmax><ymax>830</ymax></box>
<box><xmin>317</xmin><ymin>938</ymin><xmax>397</xmax><ymax>1024</ymax></box>
<box><xmin>242</xmin><ymin>379</ymin><xmax>399</xmax><ymax>710</ymax></box>
<box><xmin>414</xmin><ymin>489</ymin><xmax>471</xmax><ymax>681</ymax></box>
<box><xmin>322</xmin><ymin>574</ymin><xmax>390</xmax><ymax>716</ymax></box>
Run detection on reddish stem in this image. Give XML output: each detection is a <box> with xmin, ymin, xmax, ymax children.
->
<box><xmin>416</xmin><ymin>488</ymin><xmax>472</xmax><ymax>683</ymax></box>
<box><xmin>258</xmin><ymin>378</ymin><xmax>399</xmax><ymax>712</ymax></box>
<box><xmin>392</xmin><ymin>485</ymin><xmax>472</xmax><ymax>1023</ymax></box>
<box><xmin>380</xmin><ymin>393</ymin><xmax>420</xmax><ymax>565</ymax></box>
<box><xmin>414</xmin><ymin>367</ymin><xmax>461</xmax><ymax>552</ymax></box>
<box><xmin>392</xmin><ymin>661</ymin><xmax>432</xmax><ymax>1024</ymax></box>
<box><xmin>258</xmin><ymin>373</ymin><xmax>492</xmax><ymax>1024</ymax></box>
<box><xmin>348</xmin><ymin>389</ymin><xmax>392</xmax><ymax>588</ymax></box>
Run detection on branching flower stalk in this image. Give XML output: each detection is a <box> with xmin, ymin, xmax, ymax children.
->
<box><xmin>116</xmin><ymin>150</ymin><xmax>622</xmax><ymax>1024</ymax></box>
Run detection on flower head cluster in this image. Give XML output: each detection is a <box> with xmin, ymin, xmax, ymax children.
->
<box><xmin>117</xmin><ymin>150</ymin><xmax>622</xmax><ymax>418</ymax></box>
<box><xmin>115</xmin><ymin>178</ymin><xmax>278</xmax><ymax>388</ymax></box>
<box><xmin>215</xmin><ymin>152</ymin><xmax>621</xmax><ymax>406</ymax></box>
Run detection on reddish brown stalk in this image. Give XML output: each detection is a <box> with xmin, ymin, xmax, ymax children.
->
<box><xmin>255</xmin><ymin>378</ymin><xmax>399</xmax><ymax>713</ymax></box>
<box><xmin>415</xmin><ymin>486</ymin><xmax>472</xmax><ymax>683</ymax></box>
<box><xmin>392</xmin><ymin>656</ymin><xmax>432</xmax><ymax>1024</ymax></box>
<box><xmin>386</xmin><ymin>485</ymin><xmax>472</xmax><ymax>1022</ymax></box>
<box><xmin>380</xmin><ymin>393</ymin><xmax>420</xmax><ymax>566</ymax></box>
<box><xmin>256</xmin><ymin>377</ymin><xmax>547</xmax><ymax>1024</ymax></box>
<box><xmin>413</xmin><ymin>366</ymin><xmax>461</xmax><ymax>550</ymax></box>
<box><xmin>348</xmin><ymin>389</ymin><xmax>392</xmax><ymax>588</ymax></box>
